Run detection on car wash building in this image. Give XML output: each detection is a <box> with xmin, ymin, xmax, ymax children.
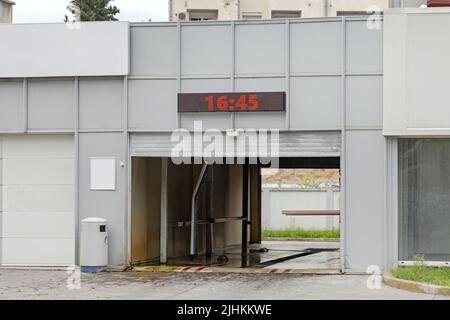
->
<box><xmin>0</xmin><ymin>8</ymin><xmax>450</xmax><ymax>273</ymax></box>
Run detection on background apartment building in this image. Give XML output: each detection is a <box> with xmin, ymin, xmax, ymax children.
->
<box><xmin>0</xmin><ymin>0</ymin><xmax>14</xmax><ymax>23</ymax></box>
<box><xmin>169</xmin><ymin>0</ymin><xmax>429</xmax><ymax>21</ymax></box>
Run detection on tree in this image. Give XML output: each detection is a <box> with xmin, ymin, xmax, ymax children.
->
<box><xmin>65</xmin><ymin>0</ymin><xmax>120</xmax><ymax>22</ymax></box>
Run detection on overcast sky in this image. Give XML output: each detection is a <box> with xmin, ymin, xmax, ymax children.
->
<box><xmin>13</xmin><ymin>0</ymin><xmax>169</xmax><ymax>23</ymax></box>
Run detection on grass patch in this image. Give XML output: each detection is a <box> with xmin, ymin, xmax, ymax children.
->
<box><xmin>262</xmin><ymin>229</ymin><xmax>340</xmax><ymax>239</ymax></box>
<box><xmin>392</xmin><ymin>255</ymin><xmax>450</xmax><ymax>287</ymax></box>
<box><xmin>392</xmin><ymin>267</ymin><xmax>450</xmax><ymax>287</ymax></box>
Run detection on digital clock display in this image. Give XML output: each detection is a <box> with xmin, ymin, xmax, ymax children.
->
<box><xmin>178</xmin><ymin>92</ymin><xmax>285</xmax><ymax>113</ymax></box>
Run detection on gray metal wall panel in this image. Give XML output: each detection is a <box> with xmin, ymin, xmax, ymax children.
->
<box><xmin>290</xmin><ymin>21</ymin><xmax>342</xmax><ymax>74</ymax></box>
<box><xmin>126</xmin><ymin>19</ymin><xmax>383</xmax><ymax>133</ymax></box>
<box><xmin>180</xmin><ymin>113</ymin><xmax>232</xmax><ymax>131</ymax></box>
<box><xmin>131</xmin><ymin>26</ymin><xmax>177</xmax><ymax>76</ymax></box>
<box><xmin>290</xmin><ymin>76</ymin><xmax>341</xmax><ymax>130</ymax></box>
<box><xmin>235</xmin><ymin>113</ymin><xmax>286</xmax><ymax>130</ymax></box>
<box><xmin>347</xmin><ymin>21</ymin><xmax>383</xmax><ymax>74</ymax></box>
<box><xmin>345</xmin><ymin>130</ymin><xmax>385</xmax><ymax>272</ymax></box>
<box><xmin>235</xmin><ymin>23</ymin><xmax>285</xmax><ymax>76</ymax></box>
<box><xmin>235</xmin><ymin>77</ymin><xmax>285</xmax><ymax>91</ymax></box>
<box><xmin>234</xmin><ymin>77</ymin><xmax>286</xmax><ymax>129</ymax></box>
<box><xmin>128</xmin><ymin>79</ymin><xmax>178</xmax><ymax>131</ymax></box>
<box><xmin>78</xmin><ymin>133</ymin><xmax>125</xmax><ymax>267</ymax></box>
<box><xmin>346</xmin><ymin>76</ymin><xmax>383</xmax><ymax>128</ymax></box>
<box><xmin>130</xmin><ymin>131</ymin><xmax>341</xmax><ymax>158</ymax></box>
<box><xmin>181</xmin><ymin>25</ymin><xmax>231</xmax><ymax>76</ymax></box>
<box><xmin>28</xmin><ymin>79</ymin><xmax>74</xmax><ymax>130</ymax></box>
<box><xmin>79</xmin><ymin>78</ymin><xmax>124</xmax><ymax>131</ymax></box>
<box><xmin>0</xmin><ymin>81</ymin><xmax>23</xmax><ymax>131</ymax></box>
<box><xmin>180</xmin><ymin>78</ymin><xmax>231</xmax><ymax>92</ymax></box>
<box><xmin>0</xmin><ymin>20</ymin><xmax>385</xmax><ymax>134</ymax></box>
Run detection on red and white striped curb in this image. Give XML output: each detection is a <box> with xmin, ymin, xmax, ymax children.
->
<box><xmin>175</xmin><ymin>266</ymin><xmax>294</xmax><ymax>273</ymax></box>
<box><xmin>268</xmin><ymin>268</ymin><xmax>293</xmax><ymax>274</ymax></box>
<box><xmin>176</xmin><ymin>266</ymin><xmax>212</xmax><ymax>273</ymax></box>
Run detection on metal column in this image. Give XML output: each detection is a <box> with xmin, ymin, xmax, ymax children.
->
<box><xmin>241</xmin><ymin>163</ymin><xmax>250</xmax><ymax>267</ymax></box>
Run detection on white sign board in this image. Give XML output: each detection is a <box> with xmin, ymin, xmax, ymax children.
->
<box><xmin>90</xmin><ymin>157</ymin><xmax>116</xmax><ymax>191</ymax></box>
<box><xmin>0</xmin><ymin>22</ymin><xmax>129</xmax><ymax>78</ymax></box>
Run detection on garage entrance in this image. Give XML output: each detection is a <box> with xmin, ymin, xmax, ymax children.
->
<box><xmin>129</xmin><ymin>131</ymin><xmax>341</xmax><ymax>271</ymax></box>
<box><xmin>130</xmin><ymin>156</ymin><xmax>340</xmax><ymax>271</ymax></box>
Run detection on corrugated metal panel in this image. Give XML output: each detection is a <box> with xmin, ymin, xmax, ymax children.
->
<box><xmin>278</xmin><ymin>132</ymin><xmax>341</xmax><ymax>157</ymax></box>
<box><xmin>130</xmin><ymin>131</ymin><xmax>341</xmax><ymax>158</ymax></box>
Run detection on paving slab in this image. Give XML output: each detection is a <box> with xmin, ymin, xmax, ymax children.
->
<box><xmin>0</xmin><ymin>269</ymin><xmax>449</xmax><ymax>300</ymax></box>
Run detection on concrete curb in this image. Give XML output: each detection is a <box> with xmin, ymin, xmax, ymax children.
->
<box><xmin>383</xmin><ymin>272</ymin><xmax>450</xmax><ymax>296</ymax></box>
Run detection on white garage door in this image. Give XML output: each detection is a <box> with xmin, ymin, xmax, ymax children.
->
<box><xmin>0</xmin><ymin>134</ymin><xmax>75</xmax><ymax>266</ymax></box>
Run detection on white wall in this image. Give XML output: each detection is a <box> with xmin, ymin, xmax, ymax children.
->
<box><xmin>0</xmin><ymin>22</ymin><xmax>129</xmax><ymax>78</ymax></box>
<box><xmin>384</xmin><ymin>8</ymin><xmax>450</xmax><ymax>136</ymax></box>
<box><xmin>262</xmin><ymin>189</ymin><xmax>340</xmax><ymax>231</ymax></box>
<box><xmin>0</xmin><ymin>134</ymin><xmax>75</xmax><ymax>266</ymax></box>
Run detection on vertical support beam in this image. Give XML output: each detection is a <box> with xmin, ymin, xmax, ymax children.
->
<box><xmin>241</xmin><ymin>162</ymin><xmax>249</xmax><ymax>267</ymax></box>
<box><xmin>340</xmin><ymin>17</ymin><xmax>347</xmax><ymax>273</ymax></box>
<box><xmin>160</xmin><ymin>158</ymin><xmax>168</xmax><ymax>264</ymax></box>
<box><xmin>230</xmin><ymin>21</ymin><xmax>236</xmax><ymax>129</ymax></box>
<box><xmin>385</xmin><ymin>138</ymin><xmax>399</xmax><ymax>270</ymax></box>
<box><xmin>250</xmin><ymin>165</ymin><xmax>262</xmax><ymax>244</ymax></box>
<box><xmin>22</xmin><ymin>78</ymin><xmax>28</xmax><ymax>133</ymax></box>
<box><xmin>177</xmin><ymin>22</ymin><xmax>182</xmax><ymax>129</ymax></box>
<box><xmin>74</xmin><ymin>76</ymin><xmax>80</xmax><ymax>266</ymax></box>
<box><xmin>205</xmin><ymin>167</ymin><xmax>213</xmax><ymax>257</ymax></box>
<box><xmin>285</xmin><ymin>19</ymin><xmax>291</xmax><ymax>130</ymax></box>
<box><xmin>123</xmin><ymin>75</ymin><xmax>130</xmax><ymax>267</ymax></box>
<box><xmin>190</xmin><ymin>163</ymin><xmax>209</xmax><ymax>256</ymax></box>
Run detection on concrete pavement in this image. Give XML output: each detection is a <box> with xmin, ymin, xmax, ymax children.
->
<box><xmin>0</xmin><ymin>269</ymin><xmax>449</xmax><ymax>300</ymax></box>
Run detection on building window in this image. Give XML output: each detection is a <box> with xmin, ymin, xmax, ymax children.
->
<box><xmin>188</xmin><ymin>9</ymin><xmax>218</xmax><ymax>21</ymax></box>
<box><xmin>271</xmin><ymin>10</ymin><xmax>302</xmax><ymax>19</ymax></box>
<box><xmin>242</xmin><ymin>12</ymin><xmax>262</xmax><ymax>20</ymax></box>
<box><xmin>398</xmin><ymin>139</ymin><xmax>450</xmax><ymax>262</ymax></box>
